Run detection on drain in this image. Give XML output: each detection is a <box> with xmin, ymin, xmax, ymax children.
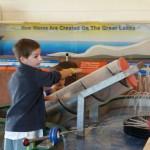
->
<box><xmin>123</xmin><ymin>116</ymin><xmax>150</xmax><ymax>139</ymax></box>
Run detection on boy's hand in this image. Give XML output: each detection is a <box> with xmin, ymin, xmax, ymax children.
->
<box><xmin>70</xmin><ymin>68</ymin><xmax>83</xmax><ymax>74</ymax></box>
<box><xmin>45</xmin><ymin>95</ymin><xmax>57</xmax><ymax>101</ymax></box>
<box><xmin>60</xmin><ymin>68</ymin><xmax>82</xmax><ymax>79</ymax></box>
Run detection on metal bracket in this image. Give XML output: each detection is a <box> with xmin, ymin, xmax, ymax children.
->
<box><xmin>76</xmin><ymin>62</ymin><xmax>144</xmax><ymax>137</ymax></box>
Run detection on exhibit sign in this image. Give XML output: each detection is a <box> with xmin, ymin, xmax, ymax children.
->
<box><xmin>0</xmin><ymin>22</ymin><xmax>150</xmax><ymax>59</ymax></box>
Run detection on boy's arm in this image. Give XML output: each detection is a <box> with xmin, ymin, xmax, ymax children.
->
<box><xmin>44</xmin><ymin>94</ymin><xmax>57</xmax><ymax>101</ymax></box>
<box><xmin>44</xmin><ymin>68</ymin><xmax>82</xmax><ymax>101</ymax></box>
<box><xmin>44</xmin><ymin>88</ymin><xmax>57</xmax><ymax>101</ymax></box>
<box><xmin>59</xmin><ymin>68</ymin><xmax>82</xmax><ymax>79</ymax></box>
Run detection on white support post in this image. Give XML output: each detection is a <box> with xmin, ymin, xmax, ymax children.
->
<box><xmin>76</xmin><ymin>93</ymin><xmax>85</xmax><ymax>138</ymax></box>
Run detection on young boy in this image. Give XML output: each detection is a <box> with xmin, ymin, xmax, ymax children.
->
<box><xmin>4</xmin><ymin>38</ymin><xmax>82</xmax><ymax>150</ymax></box>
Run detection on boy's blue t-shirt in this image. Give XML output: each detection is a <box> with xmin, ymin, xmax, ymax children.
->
<box><xmin>5</xmin><ymin>63</ymin><xmax>61</xmax><ymax>132</ymax></box>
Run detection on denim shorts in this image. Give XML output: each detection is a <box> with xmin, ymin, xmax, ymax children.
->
<box><xmin>3</xmin><ymin>138</ymin><xmax>34</xmax><ymax>150</ymax></box>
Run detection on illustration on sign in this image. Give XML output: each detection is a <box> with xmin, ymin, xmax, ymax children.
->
<box><xmin>0</xmin><ymin>23</ymin><xmax>150</xmax><ymax>59</ymax></box>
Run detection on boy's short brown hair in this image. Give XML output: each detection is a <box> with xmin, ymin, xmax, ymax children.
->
<box><xmin>13</xmin><ymin>38</ymin><xmax>40</xmax><ymax>62</ymax></box>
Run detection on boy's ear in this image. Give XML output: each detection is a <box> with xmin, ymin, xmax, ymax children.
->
<box><xmin>20</xmin><ymin>56</ymin><xmax>27</xmax><ymax>64</ymax></box>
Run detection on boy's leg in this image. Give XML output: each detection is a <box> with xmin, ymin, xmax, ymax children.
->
<box><xmin>14</xmin><ymin>138</ymin><xmax>28</xmax><ymax>150</ymax></box>
<box><xmin>4</xmin><ymin>138</ymin><xmax>33</xmax><ymax>150</ymax></box>
<box><xmin>3</xmin><ymin>138</ymin><xmax>13</xmax><ymax>150</ymax></box>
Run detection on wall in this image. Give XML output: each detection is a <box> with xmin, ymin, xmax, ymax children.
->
<box><xmin>0</xmin><ymin>0</ymin><xmax>150</xmax><ymax>104</ymax></box>
<box><xmin>0</xmin><ymin>0</ymin><xmax>150</xmax><ymax>22</ymax></box>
